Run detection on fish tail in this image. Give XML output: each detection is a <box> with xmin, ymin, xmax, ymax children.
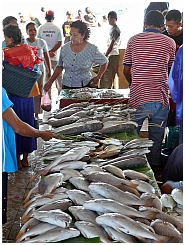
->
<box><xmin>21</xmin><ymin>215</ymin><xmax>30</xmax><ymax>224</ymax></box>
<box><xmin>15</xmin><ymin>231</ymin><xmax>24</xmax><ymax>241</ymax></box>
<box><xmin>29</xmin><ymin>173</ymin><xmax>39</xmax><ymax>182</ymax></box>
<box><xmin>157</xmin><ymin>235</ymin><xmax>175</xmax><ymax>243</ymax></box>
<box><xmin>125</xmin><ymin>182</ymin><xmax>138</xmax><ymax>189</ymax></box>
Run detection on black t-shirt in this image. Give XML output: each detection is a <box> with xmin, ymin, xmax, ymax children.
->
<box><xmin>162</xmin><ymin>30</ymin><xmax>183</xmax><ymax>53</ymax></box>
<box><xmin>62</xmin><ymin>21</ymin><xmax>72</xmax><ymax>44</ymax></box>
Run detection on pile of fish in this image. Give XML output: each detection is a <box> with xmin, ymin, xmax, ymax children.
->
<box><xmin>15</xmin><ymin>138</ymin><xmax>183</xmax><ymax>243</ymax></box>
<box><xmin>41</xmin><ymin>101</ymin><xmax>140</xmax><ymax>135</ymax></box>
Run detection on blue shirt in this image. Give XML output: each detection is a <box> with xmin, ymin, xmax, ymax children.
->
<box><xmin>2</xmin><ymin>88</ymin><xmax>17</xmax><ymax>172</ymax></box>
<box><xmin>58</xmin><ymin>42</ymin><xmax>108</xmax><ymax>87</ymax></box>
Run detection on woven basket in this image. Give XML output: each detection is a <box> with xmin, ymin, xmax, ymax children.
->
<box><xmin>2</xmin><ymin>62</ymin><xmax>41</xmax><ymax>98</ymax></box>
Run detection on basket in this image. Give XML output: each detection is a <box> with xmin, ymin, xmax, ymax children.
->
<box><xmin>2</xmin><ymin>62</ymin><xmax>41</xmax><ymax>98</ymax></box>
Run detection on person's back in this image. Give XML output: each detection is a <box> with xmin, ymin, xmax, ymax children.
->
<box><xmin>163</xmin><ymin>9</ymin><xmax>183</xmax><ymax>53</ymax></box>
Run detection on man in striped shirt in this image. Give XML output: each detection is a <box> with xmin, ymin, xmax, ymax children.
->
<box><xmin>123</xmin><ymin>10</ymin><xmax>176</xmax><ymax>167</ymax></box>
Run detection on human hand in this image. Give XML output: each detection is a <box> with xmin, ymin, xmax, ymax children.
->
<box><xmin>49</xmin><ymin>51</ymin><xmax>56</xmax><ymax>58</ymax></box>
<box><xmin>44</xmin><ymin>81</ymin><xmax>52</xmax><ymax>92</ymax></box>
<box><xmin>89</xmin><ymin>76</ymin><xmax>100</xmax><ymax>87</ymax></box>
<box><xmin>40</xmin><ymin>130</ymin><xmax>55</xmax><ymax>141</ymax></box>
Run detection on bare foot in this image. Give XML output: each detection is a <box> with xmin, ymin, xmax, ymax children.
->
<box><xmin>17</xmin><ymin>160</ymin><xmax>22</xmax><ymax>170</ymax></box>
<box><xmin>21</xmin><ymin>159</ymin><xmax>31</xmax><ymax>167</ymax></box>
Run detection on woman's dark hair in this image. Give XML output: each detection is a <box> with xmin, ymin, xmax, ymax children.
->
<box><xmin>2</xmin><ymin>16</ymin><xmax>17</xmax><ymax>28</ymax></box>
<box><xmin>70</xmin><ymin>20</ymin><xmax>91</xmax><ymax>41</ymax></box>
<box><xmin>144</xmin><ymin>10</ymin><xmax>164</xmax><ymax>27</ymax></box>
<box><xmin>26</xmin><ymin>22</ymin><xmax>36</xmax><ymax>31</ymax></box>
<box><xmin>3</xmin><ymin>24</ymin><xmax>22</xmax><ymax>46</ymax></box>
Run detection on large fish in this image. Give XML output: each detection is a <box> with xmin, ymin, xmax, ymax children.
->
<box><xmin>35</xmin><ymin>199</ymin><xmax>72</xmax><ymax>212</ymax></box>
<box><xmin>96</xmin><ymin>213</ymin><xmax>173</xmax><ymax>243</ymax></box>
<box><xmin>30</xmin><ymin>146</ymin><xmax>90</xmax><ymax>180</ymax></box>
<box><xmin>83</xmin><ymin>199</ymin><xmax>158</xmax><ymax>220</ymax></box>
<box><xmin>123</xmin><ymin>169</ymin><xmax>150</xmax><ymax>181</ymax></box>
<box><xmin>21</xmin><ymin>193</ymin><xmax>68</xmax><ymax>223</ymax></box>
<box><xmin>88</xmin><ymin>182</ymin><xmax>155</xmax><ymax>206</ymax></box>
<box><xmin>139</xmin><ymin>206</ymin><xmax>183</xmax><ymax>233</ymax></box>
<box><xmin>48</xmin><ymin>116</ymin><xmax>79</xmax><ymax>127</ymax></box>
<box><xmin>69</xmin><ymin>177</ymin><xmax>90</xmax><ymax>192</ymax></box>
<box><xmin>98</xmin><ymin>121</ymin><xmax>138</xmax><ymax>134</ymax></box>
<box><xmin>16</xmin><ymin>222</ymin><xmax>57</xmax><ymax>242</ymax></box>
<box><xmin>20</xmin><ymin>227</ymin><xmax>80</xmax><ymax>243</ymax></box>
<box><xmin>150</xmin><ymin>219</ymin><xmax>183</xmax><ymax>243</ymax></box>
<box><xmin>54</xmin><ymin>108</ymin><xmax>82</xmax><ymax>119</ymax></box>
<box><xmin>103</xmin><ymin>164</ymin><xmax>125</xmax><ymax>178</ymax></box>
<box><xmin>49</xmin><ymin>161</ymin><xmax>88</xmax><ymax>173</ymax></box>
<box><xmin>85</xmin><ymin>171</ymin><xmax>138</xmax><ymax>189</ymax></box>
<box><xmin>105</xmin><ymin>156</ymin><xmax>147</xmax><ymax>169</ymax></box>
<box><xmin>60</xmin><ymin>169</ymin><xmax>83</xmax><ymax>181</ymax></box>
<box><xmin>74</xmin><ymin>221</ymin><xmax>111</xmax><ymax>243</ymax></box>
<box><xmin>38</xmin><ymin>173</ymin><xmax>64</xmax><ymax>196</ymax></box>
<box><xmin>53</xmin><ymin>120</ymin><xmax>103</xmax><ymax>135</ymax></box>
<box><xmin>102</xmin><ymin>225</ymin><xmax>137</xmax><ymax>243</ymax></box>
<box><xmin>130</xmin><ymin>179</ymin><xmax>156</xmax><ymax>194</ymax></box>
<box><xmin>32</xmin><ymin>209</ymin><xmax>72</xmax><ymax>228</ymax></box>
<box><xmin>66</xmin><ymin>189</ymin><xmax>92</xmax><ymax>205</ymax></box>
<box><xmin>140</xmin><ymin>193</ymin><xmax>162</xmax><ymax>211</ymax></box>
<box><xmin>68</xmin><ymin>206</ymin><xmax>98</xmax><ymax>223</ymax></box>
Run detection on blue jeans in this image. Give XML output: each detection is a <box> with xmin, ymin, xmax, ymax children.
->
<box><xmin>131</xmin><ymin>102</ymin><xmax>169</xmax><ymax>165</ymax></box>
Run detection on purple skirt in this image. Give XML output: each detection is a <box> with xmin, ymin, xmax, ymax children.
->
<box><xmin>8</xmin><ymin>95</ymin><xmax>37</xmax><ymax>155</ymax></box>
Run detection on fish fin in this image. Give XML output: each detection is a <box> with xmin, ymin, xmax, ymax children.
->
<box><xmin>29</xmin><ymin>173</ymin><xmax>39</xmax><ymax>182</ymax></box>
<box><xmin>15</xmin><ymin>231</ymin><xmax>24</xmax><ymax>241</ymax></box>
<box><xmin>124</xmin><ymin>182</ymin><xmax>138</xmax><ymax>189</ymax></box>
<box><xmin>21</xmin><ymin>215</ymin><xmax>30</xmax><ymax>225</ymax></box>
<box><xmin>47</xmin><ymin>193</ymin><xmax>54</xmax><ymax>199</ymax></box>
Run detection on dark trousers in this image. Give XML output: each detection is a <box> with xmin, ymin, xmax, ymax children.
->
<box><xmin>2</xmin><ymin>172</ymin><xmax>8</xmax><ymax>224</ymax></box>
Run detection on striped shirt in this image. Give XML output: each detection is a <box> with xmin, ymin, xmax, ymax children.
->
<box><xmin>123</xmin><ymin>29</ymin><xmax>176</xmax><ymax>109</ymax></box>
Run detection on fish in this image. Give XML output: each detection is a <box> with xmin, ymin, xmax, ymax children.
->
<box><xmin>139</xmin><ymin>206</ymin><xmax>183</xmax><ymax>233</ymax></box>
<box><xmin>85</xmin><ymin>172</ymin><xmax>138</xmax><ymax>189</ymax></box>
<box><xmin>36</xmin><ymin>199</ymin><xmax>72</xmax><ymax>212</ymax></box>
<box><xmin>59</xmin><ymin>169</ymin><xmax>83</xmax><ymax>181</ymax></box>
<box><xmin>74</xmin><ymin>221</ymin><xmax>111</xmax><ymax>243</ymax></box>
<box><xmin>96</xmin><ymin>213</ymin><xmax>173</xmax><ymax>242</ymax></box>
<box><xmin>102</xmin><ymin>225</ymin><xmax>137</xmax><ymax>243</ymax></box>
<box><xmin>150</xmin><ymin>219</ymin><xmax>183</xmax><ymax>242</ymax></box>
<box><xmin>123</xmin><ymin>139</ymin><xmax>154</xmax><ymax>149</ymax></box>
<box><xmin>83</xmin><ymin>198</ymin><xmax>158</xmax><ymax>220</ymax></box>
<box><xmin>58</xmin><ymin>102</ymin><xmax>89</xmax><ymax>111</ymax></box>
<box><xmin>69</xmin><ymin>177</ymin><xmax>90</xmax><ymax>192</ymax></box>
<box><xmin>103</xmin><ymin>165</ymin><xmax>125</xmax><ymax>178</ymax></box>
<box><xmin>38</xmin><ymin>173</ymin><xmax>64</xmax><ymax>196</ymax></box>
<box><xmin>20</xmin><ymin>227</ymin><xmax>80</xmax><ymax>243</ymax></box>
<box><xmin>116</xmin><ymin>183</ymin><xmax>141</xmax><ymax>197</ymax></box>
<box><xmin>48</xmin><ymin>116</ymin><xmax>79</xmax><ymax>127</ymax></box>
<box><xmin>123</xmin><ymin>169</ymin><xmax>150</xmax><ymax>181</ymax></box>
<box><xmin>68</xmin><ymin>206</ymin><xmax>98</xmax><ymax>223</ymax></box>
<box><xmin>32</xmin><ymin>209</ymin><xmax>72</xmax><ymax>228</ymax></box>
<box><xmin>66</xmin><ymin>189</ymin><xmax>92</xmax><ymax>205</ymax></box>
<box><xmin>171</xmin><ymin>188</ymin><xmax>183</xmax><ymax>205</ymax></box>
<box><xmin>30</xmin><ymin>146</ymin><xmax>90</xmax><ymax>180</ymax></box>
<box><xmin>160</xmin><ymin>194</ymin><xmax>177</xmax><ymax>210</ymax></box>
<box><xmin>89</xmin><ymin>190</ymin><xmax>105</xmax><ymax>199</ymax></box>
<box><xmin>23</xmin><ymin>184</ymin><xmax>39</xmax><ymax>204</ymax></box>
<box><xmin>53</xmin><ymin>120</ymin><xmax>103</xmax><ymax>135</ymax></box>
<box><xmin>94</xmin><ymin>145</ymin><xmax>121</xmax><ymax>158</ymax></box>
<box><xmin>98</xmin><ymin>121</ymin><xmax>138</xmax><ymax>134</ymax></box>
<box><xmin>71</xmin><ymin>141</ymin><xmax>99</xmax><ymax>147</ymax></box>
<box><xmin>49</xmin><ymin>161</ymin><xmax>88</xmax><ymax>173</ymax></box>
<box><xmin>99</xmin><ymin>138</ymin><xmax>122</xmax><ymax>146</ymax></box>
<box><xmin>80</xmin><ymin>165</ymin><xmax>104</xmax><ymax>176</ymax></box>
<box><xmin>88</xmin><ymin>182</ymin><xmax>152</xmax><ymax>206</ymax></box>
<box><xmin>16</xmin><ymin>222</ymin><xmax>57</xmax><ymax>242</ymax></box>
<box><xmin>130</xmin><ymin>179</ymin><xmax>156</xmax><ymax>194</ymax></box>
<box><xmin>107</xmin><ymin>156</ymin><xmax>147</xmax><ymax>169</ymax></box>
<box><xmin>54</xmin><ymin>108</ymin><xmax>82</xmax><ymax>119</ymax></box>
<box><xmin>140</xmin><ymin>193</ymin><xmax>162</xmax><ymax>211</ymax></box>
<box><xmin>21</xmin><ymin>193</ymin><xmax>69</xmax><ymax>224</ymax></box>
<box><xmin>16</xmin><ymin>218</ymin><xmax>41</xmax><ymax>241</ymax></box>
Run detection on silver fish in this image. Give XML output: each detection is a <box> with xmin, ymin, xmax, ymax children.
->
<box><xmin>48</xmin><ymin>116</ymin><xmax>79</xmax><ymax>127</ymax></box>
<box><xmin>54</xmin><ymin>108</ymin><xmax>82</xmax><ymax>119</ymax></box>
<box><xmin>123</xmin><ymin>169</ymin><xmax>150</xmax><ymax>181</ymax></box>
<box><xmin>103</xmin><ymin>165</ymin><xmax>125</xmax><ymax>178</ymax></box>
<box><xmin>38</xmin><ymin>173</ymin><xmax>64</xmax><ymax>196</ymax></box>
<box><xmin>49</xmin><ymin>161</ymin><xmax>88</xmax><ymax>172</ymax></box>
<box><xmin>96</xmin><ymin>213</ymin><xmax>172</xmax><ymax>243</ymax></box>
<box><xmin>60</xmin><ymin>169</ymin><xmax>83</xmax><ymax>181</ymax></box>
<box><xmin>36</xmin><ymin>199</ymin><xmax>72</xmax><ymax>212</ymax></box>
<box><xmin>23</xmin><ymin>184</ymin><xmax>39</xmax><ymax>204</ymax></box>
<box><xmin>88</xmin><ymin>182</ymin><xmax>151</xmax><ymax>206</ymax></box>
<box><xmin>171</xmin><ymin>188</ymin><xmax>183</xmax><ymax>205</ymax></box>
<box><xmin>160</xmin><ymin>194</ymin><xmax>177</xmax><ymax>210</ymax></box>
<box><xmin>68</xmin><ymin>206</ymin><xmax>98</xmax><ymax>223</ymax></box>
<box><xmin>85</xmin><ymin>172</ymin><xmax>138</xmax><ymax>189</ymax></box>
<box><xmin>16</xmin><ymin>222</ymin><xmax>57</xmax><ymax>242</ymax></box>
<box><xmin>130</xmin><ymin>179</ymin><xmax>156</xmax><ymax>194</ymax></box>
<box><xmin>83</xmin><ymin>198</ymin><xmax>157</xmax><ymax>220</ymax></box>
<box><xmin>69</xmin><ymin>177</ymin><xmax>90</xmax><ymax>192</ymax></box>
<box><xmin>140</xmin><ymin>193</ymin><xmax>162</xmax><ymax>211</ymax></box>
<box><xmin>32</xmin><ymin>209</ymin><xmax>72</xmax><ymax>228</ymax></box>
<box><xmin>98</xmin><ymin>121</ymin><xmax>138</xmax><ymax>134</ymax></box>
<box><xmin>150</xmin><ymin>219</ymin><xmax>183</xmax><ymax>242</ymax></box>
<box><xmin>66</xmin><ymin>189</ymin><xmax>92</xmax><ymax>205</ymax></box>
<box><xmin>30</xmin><ymin>146</ymin><xmax>90</xmax><ymax>180</ymax></box>
<box><xmin>74</xmin><ymin>221</ymin><xmax>111</xmax><ymax>243</ymax></box>
<box><xmin>102</xmin><ymin>225</ymin><xmax>137</xmax><ymax>243</ymax></box>
<box><xmin>21</xmin><ymin>227</ymin><xmax>80</xmax><ymax>243</ymax></box>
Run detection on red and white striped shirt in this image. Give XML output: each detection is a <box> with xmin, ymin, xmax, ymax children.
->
<box><xmin>123</xmin><ymin>29</ymin><xmax>176</xmax><ymax>109</ymax></box>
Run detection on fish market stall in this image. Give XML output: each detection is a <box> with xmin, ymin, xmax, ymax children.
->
<box><xmin>58</xmin><ymin>88</ymin><xmax>130</xmax><ymax>108</ymax></box>
<box><xmin>15</xmin><ymin>101</ymin><xmax>183</xmax><ymax>243</ymax></box>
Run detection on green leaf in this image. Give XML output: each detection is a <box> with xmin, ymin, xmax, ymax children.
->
<box><xmin>58</xmin><ymin>235</ymin><xmax>100</xmax><ymax>243</ymax></box>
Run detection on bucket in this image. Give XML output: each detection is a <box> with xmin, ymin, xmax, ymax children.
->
<box><xmin>161</xmin><ymin>148</ymin><xmax>174</xmax><ymax>168</ymax></box>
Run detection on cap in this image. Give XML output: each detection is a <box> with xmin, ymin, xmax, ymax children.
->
<box><xmin>46</xmin><ymin>10</ymin><xmax>54</xmax><ymax>18</ymax></box>
<box><xmin>108</xmin><ymin>11</ymin><xmax>117</xmax><ymax>19</ymax></box>
<box><xmin>66</xmin><ymin>11</ymin><xmax>73</xmax><ymax>16</ymax></box>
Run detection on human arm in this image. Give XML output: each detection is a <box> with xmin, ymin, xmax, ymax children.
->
<box><xmin>43</xmin><ymin>51</ymin><xmax>52</xmax><ymax>78</ymax></box>
<box><xmin>123</xmin><ymin>65</ymin><xmax>132</xmax><ymax>86</ymax></box>
<box><xmin>49</xmin><ymin>41</ymin><xmax>62</xmax><ymax>58</ymax></box>
<box><xmin>2</xmin><ymin>107</ymin><xmax>54</xmax><ymax>141</ymax></box>
<box><xmin>44</xmin><ymin>65</ymin><xmax>63</xmax><ymax>91</ymax></box>
<box><xmin>90</xmin><ymin>62</ymin><xmax>108</xmax><ymax>87</ymax></box>
<box><xmin>105</xmin><ymin>39</ymin><xmax>115</xmax><ymax>57</ymax></box>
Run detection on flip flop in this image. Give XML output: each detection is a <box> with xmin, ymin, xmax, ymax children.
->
<box><xmin>22</xmin><ymin>164</ymin><xmax>31</xmax><ymax>167</ymax></box>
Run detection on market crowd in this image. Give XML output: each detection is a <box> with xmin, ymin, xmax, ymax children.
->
<box><xmin>2</xmin><ymin>2</ymin><xmax>183</xmax><ymax>224</ymax></box>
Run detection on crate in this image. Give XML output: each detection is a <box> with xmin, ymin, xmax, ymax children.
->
<box><xmin>2</xmin><ymin>62</ymin><xmax>41</xmax><ymax>97</ymax></box>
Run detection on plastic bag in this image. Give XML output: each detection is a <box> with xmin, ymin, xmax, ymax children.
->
<box><xmin>3</xmin><ymin>44</ymin><xmax>42</xmax><ymax>70</ymax></box>
<box><xmin>41</xmin><ymin>92</ymin><xmax>52</xmax><ymax>112</ymax></box>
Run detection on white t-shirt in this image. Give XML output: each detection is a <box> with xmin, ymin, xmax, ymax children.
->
<box><xmin>37</xmin><ymin>22</ymin><xmax>62</xmax><ymax>61</ymax></box>
<box><xmin>27</xmin><ymin>38</ymin><xmax>48</xmax><ymax>72</ymax></box>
